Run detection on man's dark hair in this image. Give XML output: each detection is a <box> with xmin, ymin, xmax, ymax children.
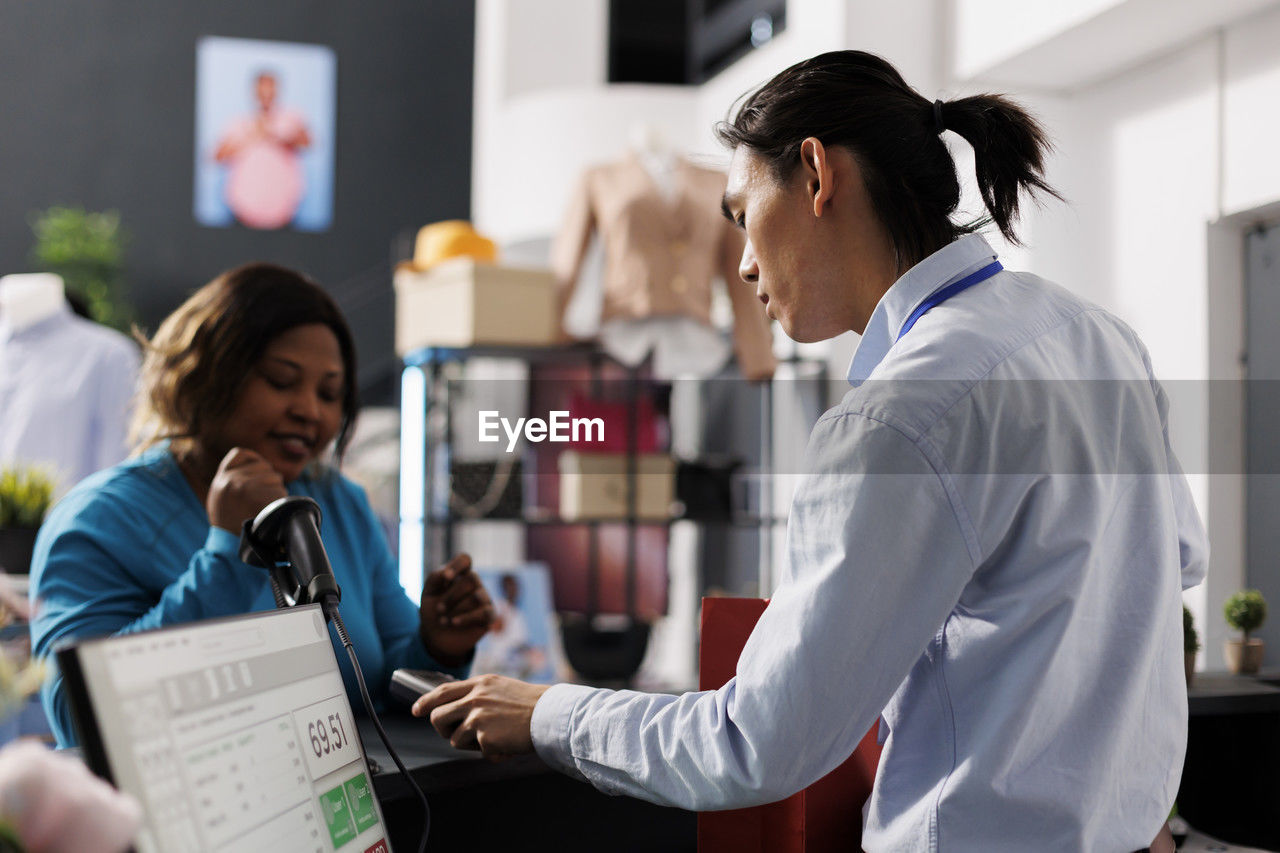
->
<box><xmin>716</xmin><ymin>50</ymin><xmax>1063</xmax><ymax>266</ymax></box>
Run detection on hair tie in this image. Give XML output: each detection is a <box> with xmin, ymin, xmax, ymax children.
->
<box><xmin>933</xmin><ymin>99</ymin><xmax>946</xmax><ymax>135</ymax></box>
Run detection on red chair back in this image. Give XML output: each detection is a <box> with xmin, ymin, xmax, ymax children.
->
<box><xmin>697</xmin><ymin>597</ymin><xmax>882</xmax><ymax>852</ymax></box>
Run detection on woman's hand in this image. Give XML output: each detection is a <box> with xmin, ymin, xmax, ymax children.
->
<box><xmin>412</xmin><ymin>674</ymin><xmax>550</xmax><ymax>758</ymax></box>
<box><xmin>419</xmin><ymin>553</ymin><xmax>495</xmax><ymax>666</ymax></box>
<box><xmin>206</xmin><ymin>447</ymin><xmax>288</xmax><ymax>533</ymax></box>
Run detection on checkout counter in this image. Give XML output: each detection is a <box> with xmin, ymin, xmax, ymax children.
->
<box><xmin>361</xmin><ymin>715</ymin><xmax>696</xmax><ymax>851</ymax></box>
<box><xmin>1179</xmin><ymin>672</ymin><xmax>1280</xmax><ymax>850</ymax></box>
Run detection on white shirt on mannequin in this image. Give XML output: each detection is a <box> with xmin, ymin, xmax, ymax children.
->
<box><xmin>0</xmin><ymin>273</ymin><xmax>140</xmax><ymax>493</ymax></box>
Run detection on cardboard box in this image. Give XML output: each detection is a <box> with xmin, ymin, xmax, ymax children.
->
<box><xmin>393</xmin><ymin>258</ymin><xmax>558</xmax><ymax>354</ymax></box>
<box><xmin>558</xmin><ymin>451</ymin><xmax>675</xmax><ymax>521</ymax></box>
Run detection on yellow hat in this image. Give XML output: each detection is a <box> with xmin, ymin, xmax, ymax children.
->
<box><xmin>397</xmin><ymin>220</ymin><xmax>498</xmax><ymax>272</ymax></box>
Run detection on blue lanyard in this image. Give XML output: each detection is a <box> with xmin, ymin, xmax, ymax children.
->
<box><xmin>896</xmin><ymin>260</ymin><xmax>1003</xmax><ymax>342</ymax></box>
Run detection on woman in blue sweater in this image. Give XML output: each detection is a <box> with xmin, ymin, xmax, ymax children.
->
<box><xmin>30</xmin><ymin>262</ymin><xmax>493</xmax><ymax>746</ymax></box>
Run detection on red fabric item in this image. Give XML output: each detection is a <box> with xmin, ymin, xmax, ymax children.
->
<box><xmin>526</xmin><ymin>523</ymin><xmax>668</xmax><ymax>618</ymax></box>
<box><xmin>567</xmin><ymin>393</ymin><xmax>662</xmax><ymax>453</ymax></box>
<box><xmin>697</xmin><ymin>597</ymin><xmax>882</xmax><ymax>852</ymax></box>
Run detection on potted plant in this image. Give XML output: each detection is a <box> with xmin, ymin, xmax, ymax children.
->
<box><xmin>28</xmin><ymin>205</ymin><xmax>133</xmax><ymax>332</ymax></box>
<box><xmin>1223</xmin><ymin>589</ymin><xmax>1267</xmax><ymax>675</ymax></box>
<box><xmin>0</xmin><ymin>467</ymin><xmax>56</xmax><ymax>575</ymax></box>
<box><xmin>1183</xmin><ymin>605</ymin><xmax>1200</xmax><ymax>686</ymax></box>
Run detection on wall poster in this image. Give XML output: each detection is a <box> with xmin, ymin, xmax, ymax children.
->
<box><xmin>194</xmin><ymin>36</ymin><xmax>336</xmax><ymax>232</ymax></box>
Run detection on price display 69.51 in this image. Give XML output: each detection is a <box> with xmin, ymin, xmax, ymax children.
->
<box><xmin>291</xmin><ymin>695</ymin><xmax>360</xmax><ymax>780</ymax></box>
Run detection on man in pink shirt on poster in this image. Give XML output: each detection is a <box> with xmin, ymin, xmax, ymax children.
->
<box><xmin>214</xmin><ymin>71</ymin><xmax>311</xmax><ymax>229</ymax></box>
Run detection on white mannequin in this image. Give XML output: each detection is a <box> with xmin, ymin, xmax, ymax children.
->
<box><xmin>0</xmin><ymin>273</ymin><xmax>66</xmax><ymax>333</ymax></box>
<box><xmin>628</xmin><ymin>122</ymin><xmax>679</xmax><ymax>203</ymax></box>
<box><xmin>0</xmin><ymin>270</ymin><xmax>138</xmax><ymax>492</ymax></box>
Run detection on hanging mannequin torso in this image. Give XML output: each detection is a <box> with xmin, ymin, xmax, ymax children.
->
<box><xmin>552</xmin><ymin>143</ymin><xmax>776</xmax><ymax>380</ymax></box>
<box><xmin>611</xmin><ymin>134</ymin><xmax>730</xmax><ymax>378</ymax></box>
<box><xmin>629</xmin><ymin>123</ymin><xmax>679</xmax><ymax>203</ymax></box>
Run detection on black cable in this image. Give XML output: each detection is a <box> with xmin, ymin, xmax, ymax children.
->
<box><xmin>269</xmin><ymin>572</ymin><xmax>289</xmax><ymax>609</ymax></box>
<box><xmin>326</xmin><ymin>602</ymin><xmax>431</xmax><ymax>853</ymax></box>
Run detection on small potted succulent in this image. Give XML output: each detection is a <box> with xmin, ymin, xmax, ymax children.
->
<box><xmin>0</xmin><ymin>467</ymin><xmax>56</xmax><ymax>575</ymax></box>
<box><xmin>1183</xmin><ymin>605</ymin><xmax>1200</xmax><ymax>686</ymax></box>
<box><xmin>1223</xmin><ymin>589</ymin><xmax>1267</xmax><ymax>675</ymax></box>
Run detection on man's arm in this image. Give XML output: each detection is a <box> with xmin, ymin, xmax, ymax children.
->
<box><xmin>418</xmin><ymin>415</ymin><xmax>979</xmax><ymax>810</ymax></box>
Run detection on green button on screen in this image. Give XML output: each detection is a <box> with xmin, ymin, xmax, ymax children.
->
<box><xmin>320</xmin><ymin>784</ymin><xmax>357</xmax><ymax>848</ymax></box>
<box><xmin>343</xmin><ymin>772</ymin><xmax>378</xmax><ymax>833</ymax></box>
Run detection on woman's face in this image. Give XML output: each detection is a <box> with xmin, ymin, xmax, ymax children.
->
<box><xmin>202</xmin><ymin>323</ymin><xmax>345</xmax><ymax>483</ymax></box>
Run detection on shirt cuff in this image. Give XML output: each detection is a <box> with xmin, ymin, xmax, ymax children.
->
<box><xmin>205</xmin><ymin>526</ymin><xmax>242</xmax><ymax>559</ymax></box>
<box><xmin>530</xmin><ymin>683</ymin><xmax>597</xmax><ymax>780</ymax></box>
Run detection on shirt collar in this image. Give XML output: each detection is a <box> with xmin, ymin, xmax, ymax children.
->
<box><xmin>846</xmin><ymin>233</ymin><xmax>998</xmax><ymax>386</ymax></box>
<box><xmin>0</xmin><ymin>299</ymin><xmax>73</xmax><ymax>345</ymax></box>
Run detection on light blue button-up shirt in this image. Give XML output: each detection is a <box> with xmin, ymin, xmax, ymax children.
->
<box><xmin>531</xmin><ymin>234</ymin><xmax>1207</xmax><ymax>851</ymax></box>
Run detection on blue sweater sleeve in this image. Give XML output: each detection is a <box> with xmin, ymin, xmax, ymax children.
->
<box><xmin>29</xmin><ymin>482</ymin><xmax>269</xmax><ymax>746</ymax></box>
<box><xmin>338</xmin><ymin>478</ymin><xmax>471</xmax><ymax>682</ymax></box>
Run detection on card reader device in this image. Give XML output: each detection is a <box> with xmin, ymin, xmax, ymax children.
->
<box><xmin>388</xmin><ymin>669</ymin><xmax>456</xmax><ymax>709</ymax></box>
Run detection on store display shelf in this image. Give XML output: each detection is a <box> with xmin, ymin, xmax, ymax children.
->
<box><xmin>420</xmin><ymin>514</ymin><xmax>789</xmax><ymax>527</ymax></box>
<box><xmin>424</xmin><ymin>514</ymin><xmax>672</xmax><ymax>527</ymax></box>
<box><xmin>402</xmin><ymin>341</ymin><xmax>610</xmax><ymax>367</ymax></box>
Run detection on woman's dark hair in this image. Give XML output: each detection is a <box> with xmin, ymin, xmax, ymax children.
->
<box><xmin>131</xmin><ymin>262</ymin><xmax>359</xmax><ymax>460</ymax></box>
<box><xmin>716</xmin><ymin>50</ymin><xmax>1062</xmax><ymax>266</ymax></box>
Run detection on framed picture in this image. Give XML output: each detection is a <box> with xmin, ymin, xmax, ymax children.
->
<box><xmin>472</xmin><ymin>563</ymin><xmax>561</xmax><ymax>684</ymax></box>
<box><xmin>193</xmin><ymin>36</ymin><xmax>336</xmax><ymax>232</ymax></box>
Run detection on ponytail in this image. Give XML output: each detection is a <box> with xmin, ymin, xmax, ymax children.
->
<box><xmin>717</xmin><ymin>51</ymin><xmax>1063</xmax><ymax>262</ymax></box>
<box><xmin>939</xmin><ymin>94</ymin><xmax>1062</xmax><ymax>245</ymax></box>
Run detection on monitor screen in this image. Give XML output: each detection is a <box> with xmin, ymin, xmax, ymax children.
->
<box><xmin>59</xmin><ymin>605</ymin><xmax>392</xmax><ymax>853</ymax></box>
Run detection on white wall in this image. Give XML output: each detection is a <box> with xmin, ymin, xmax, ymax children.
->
<box><xmin>960</xmin><ymin>3</ymin><xmax>1280</xmax><ymax>667</ymax></box>
<box><xmin>952</xmin><ymin>0</ymin><xmax>1122</xmax><ymax>81</ymax></box>
<box><xmin>1034</xmin><ymin>41</ymin><xmax>1219</xmax><ymax>379</ymax></box>
<box><xmin>474</xmin><ymin>0</ymin><xmax>869</xmax><ymax>246</ymax></box>
<box><xmin>950</xmin><ymin>0</ymin><xmax>1279</xmax><ymax>91</ymax></box>
<box><xmin>1222</xmin><ymin>4</ymin><xmax>1280</xmax><ymax>214</ymax></box>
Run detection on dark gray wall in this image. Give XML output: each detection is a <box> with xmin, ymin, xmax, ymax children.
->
<box><xmin>0</xmin><ymin>0</ymin><xmax>475</xmax><ymax>401</ymax></box>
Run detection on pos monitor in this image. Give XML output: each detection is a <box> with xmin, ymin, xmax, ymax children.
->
<box><xmin>58</xmin><ymin>605</ymin><xmax>392</xmax><ymax>853</ymax></box>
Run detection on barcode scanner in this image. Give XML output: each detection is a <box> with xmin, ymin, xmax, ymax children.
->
<box><xmin>238</xmin><ymin>496</ymin><xmax>342</xmax><ymax>617</ymax></box>
<box><xmin>236</xmin><ymin>494</ymin><xmax>434</xmax><ymax>853</ymax></box>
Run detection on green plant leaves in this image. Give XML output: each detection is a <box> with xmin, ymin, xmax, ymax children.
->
<box><xmin>28</xmin><ymin>205</ymin><xmax>134</xmax><ymax>332</ymax></box>
<box><xmin>0</xmin><ymin>467</ymin><xmax>56</xmax><ymax>528</ymax></box>
<box><xmin>1183</xmin><ymin>604</ymin><xmax>1200</xmax><ymax>654</ymax></box>
<box><xmin>1223</xmin><ymin>589</ymin><xmax>1267</xmax><ymax>635</ymax></box>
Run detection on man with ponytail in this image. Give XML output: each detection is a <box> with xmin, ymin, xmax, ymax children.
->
<box><xmin>415</xmin><ymin>51</ymin><xmax>1203</xmax><ymax>852</ymax></box>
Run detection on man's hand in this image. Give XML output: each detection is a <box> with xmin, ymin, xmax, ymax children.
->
<box><xmin>412</xmin><ymin>674</ymin><xmax>550</xmax><ymax>758</ymax></box>
<box><xmin>419</xmin><ymin>553</ymin><xmax>495</xmax><ymax>666</ymax></box>
<box><xmin>207</xmin><ymin>448</ymin><xmax>287</xmax><ymax>533</ymax></box>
